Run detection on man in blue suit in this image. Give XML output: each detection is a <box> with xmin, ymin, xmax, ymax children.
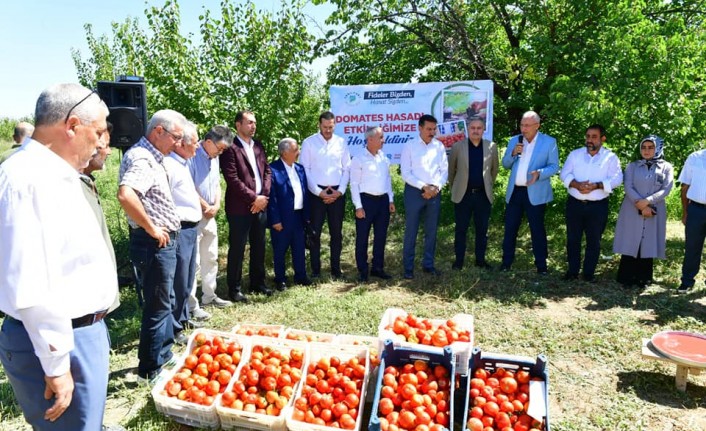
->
<box><xmin>500</xmin><ymin>111</ymin><xmax>559</xmax><ymax>274</ymax></box>
<box><xmin>268</xmin><ymin>138</ymin><xmax>312</xmax><ymax>290</ymax></box>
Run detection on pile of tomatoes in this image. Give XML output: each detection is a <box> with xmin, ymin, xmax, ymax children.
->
<box><xmin>376</xmin><ymin>360</ymin><xmax>451</xmax><ymax>431</ymax></box>
<box><xmin>234</xmin><ymin>326</ymin><xmax>280</xmax><ymax>337</ymax></box>
<box><xmin>285</xmin><ymin>331</ymin><xmax>335</xmax><ymax>342</ymax></box>
<box><xmin>466</xmin><ymin>367</ymin><xmax>545</xmax><ymax>431</ymax></box>
<box><xmin>160</xmin><ymin>333</ymin><xmax>243</xmax><ymax>406</ymax></box>
<box><xmin>220</xmin><ymin>344</ymin><xmax>304</xmax><ymax>416</ymax></box>
<box><xmin>386</xmin><ymin>314</ymin><xmax>471</xmax><ymax>347</ymax></box>
<box><xmin>437</xmin><ymin>132</ymin><xmax>466</xmax><ymax>148</ymax></box>
<box><xmin>291</xmin><ymin>354</ymin><xmax>368</xmax><ymax>429</ymax></box>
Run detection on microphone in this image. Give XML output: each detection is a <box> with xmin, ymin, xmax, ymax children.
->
<box><xmin>517</xmin><ymin>135</ymin><xmax>524</xmax><ymax>158</ymax></box>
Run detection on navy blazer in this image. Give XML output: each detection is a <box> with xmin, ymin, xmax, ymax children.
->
<box><xmin>267</xmin><ymin>159</ymin><xmax>309</xmax><ymax>228</ymax></box>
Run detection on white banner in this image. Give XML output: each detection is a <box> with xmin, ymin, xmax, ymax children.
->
<box><xmin>330</xmin><ymin>80</ymin><xmax>494</xmax><ymax>164</ymax></box>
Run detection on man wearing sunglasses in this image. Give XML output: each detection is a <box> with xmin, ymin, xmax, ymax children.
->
<box><xmin>0</xmin><ymin>83</ymin><xmax>118</xmax><ymax>429</ymax></box>
<box><xmin>118</xmin><ymin>109</ymin><xmax>187</xmax><ymax>384</ymax></box>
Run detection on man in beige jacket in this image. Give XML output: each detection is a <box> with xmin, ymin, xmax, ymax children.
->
<box><xmin>448</xmin><ymin>117</ymin><xmax>499</xmax><ymax>270</ymax></box>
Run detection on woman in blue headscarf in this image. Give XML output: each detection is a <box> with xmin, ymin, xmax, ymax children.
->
<box><xmin>613</xmin><ymin>135</ymin><xmax>673</xmax><ymax>288</ymax></box>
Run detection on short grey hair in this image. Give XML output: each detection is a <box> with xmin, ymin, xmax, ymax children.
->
<box><xmin>278</xmin><ymin>137</ymin><xmax>297</xmax><ymax>155</ymax></box>
<box><xmin>13</xmin><ymin>122</ymin><xmax>34</xmax><ymax>140</ymax></box>
<box><xmin>146</xmin><ymin>109</ymin><xmax>187</xmax><ymax>136</ymax></box>
<box><xmin>365</xmin><ymin>126</ymin><xmax>382</xmax><ymax>140</ymax></box>
<box><xmin>466</xmin><ymin>117</ymin><xmax>485</xmax><ymax>127</ymax></box>
<box><xmin>182</xmin><ymin>121</ymin><xmax>199</xmax><ymax>146</ymax></box>
<box><xmin>35</xmin><ymin>83</ymin><xmax>108</xmax><ymax>127</ymax></box>
<box><xmin>522</xmin><ymin>111</ymin><xmax>541</xmax><ymax>124</ymax></box>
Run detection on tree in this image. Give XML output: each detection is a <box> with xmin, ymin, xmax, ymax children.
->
<box><xmin>72</xmin><ymin>0</ymin><xmax>326</xmax><ymax>155</ymax></box>
<box><xmin>315</xmin><ymin>0</ymin><xmax>706</xmax><ymax>167</ymax></box>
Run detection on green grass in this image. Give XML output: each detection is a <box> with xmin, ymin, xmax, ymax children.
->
<box><xmin>0</xmin><ymin>148</ymin><xmax>705</xmax><ymax>430</ymax></box>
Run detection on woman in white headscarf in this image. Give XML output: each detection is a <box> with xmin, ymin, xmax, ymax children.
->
<box><xmin>613</xmin><ymin>135</ymin><xmax>673</xmax><ymax>288</ymax></box>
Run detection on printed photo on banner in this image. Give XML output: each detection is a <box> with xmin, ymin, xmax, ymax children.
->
<box><xmin>442</xmin><ymin>90</ymin><xmax>488</xmax><ymax>124</ymax></box>
<box><xmin>436</xmin><ymin>120</ymin><xmax>468</xmax><ymax>152</ymax></box>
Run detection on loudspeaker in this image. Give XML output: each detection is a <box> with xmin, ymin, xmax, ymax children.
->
<box><xmin>97</xmin><ymin>80</ymin><xmax>147</xmax><ymax>149</ymax></box>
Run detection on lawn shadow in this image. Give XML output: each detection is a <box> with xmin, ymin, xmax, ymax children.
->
<box><xmin>616</xmin><ymin>370</ymin><xmax>706</xmax><ymax>408</ymax></box>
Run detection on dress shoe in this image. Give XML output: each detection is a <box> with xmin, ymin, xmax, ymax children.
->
<box><xmin>253</xmin><ymin>285</ymin><xmax>273</xmax><ymax>296</ymax></box>
<box><xmin>677</xmin><ymin>284</ymin><xmax>692</xmax><ymax>294</ymax></box>
<box><xmin>311</xmin><ymin>272</ymin><xmax>321</xmax><ymax>279</ymax></box>
<box><xmin>499</xmin><ymin>265</ymin><xmax>511</xmax><ymax>272</ymax></box>
<box><xmin>275</xmin><ymin>281</ymin><xmax>287</xmax><ymax>291</ymax></box>
<box><xmin>370</xmin><ymin>269</ymin><xmax>392</xmax><ymax>280</ymax></box>
<box><xmin>561</xmin><ymin>272</ymin><xmax>579</xmax><ymax>281</ymax></box>
<box><xmin>229</xmin><ymin>289</ymin><xmax>249</xmax><ymax>303</ymax></box>
<box><xmin>183</xmin><ymin>320</ymin><xmax>205</xmax><ymax>330</ymax></box>
<box><xmin>423</xmin><ymin>267</ymin><xmax>442</xmax><ymax>276</ymax></box>
<box><xmin>190</xmin><ymin>308</ymin><xmax>211</xmax><ymax>321</ymax></box>
<box><xmin>358</xmin><ymin>272</ymin><xmax>369</xmax><ymax>282</ymax></box>
<box><xmin>474</xmin><ymin>261</ymin><xmax>493</xmax><ymax>270</ymax></box>
<box><xmin>174</xmin><ymin>332</ymin><xmax>189</xmax><ymax>346</ymax></box>
<box><xmin>403</xmin><ymin>271</ymin><xmax>414</xmax><ymax>280</ymax></box>
<box><xmin>537</xmin><ymin>270</ymin><xmax>549</xmax><ymax>276</ymax></box>
<box><xmin>331</xmin><ymin>271</ymin><xmax>345</xmax><ymax>280</ymax></box>
<box><xmin>451</xmin><ymin>261</ymin><xmax>463</xmax><ymax>270</ymax></box>
<box><xmin>294</xmin><ymin>278</ymin><xmax>313</xmax><ymax>286</ymax></box>
<box><xmin>582</xmin><ymin>274</ymin><xmax>596</xmax><ymax>283</ymax></box>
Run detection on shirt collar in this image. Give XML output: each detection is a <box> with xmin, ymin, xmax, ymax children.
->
<box><xmin>137</xmin><ymin>136</ymin><xmax>165</xmax><ymax>163</ymax></box>
<box><xmin>169</xmin><ymin>151</ymin><xmax>187</xmax><ymax>165</ymax></box>
<box><xmin>26</xmin><ymin>139</ymin><xmax>81</xmax><ymax>180</ymax></box>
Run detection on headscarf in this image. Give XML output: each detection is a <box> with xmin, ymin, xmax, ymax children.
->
<box><xmin>637</xmin><ymin>134</ymin><xmax>664</xmax><ymax>168</ymax></box>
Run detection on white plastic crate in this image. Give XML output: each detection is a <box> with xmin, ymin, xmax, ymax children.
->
<box><xmin>217</xmin><ymin>336</ymin><xmax>309</xmax><ymax>430</ymax></box>
<box><xmin>377</xmin><ymin>307</ymin><xmax>474</xmax><ymax>375</ymax></box>
<box><xmin>335</xmin><ymin>334</ymin><xmax>380</xmax><ymax>403</ymax></box>
<box><xmin>285</xmin><ymin>342</ymin><xmax>370</xmax><ymax>431</ymax></box>
<box><xmin>232</xmin><ymin>323</ymin><xmax>285</xmax><ymax>338</ymax></box>
<box><xmin>282</xmin><ymin>327</ymin><xmax>338</xmax><ymax>343</ymax></box>
<box><xmin>152</xmin><ymin>329</ymin><xmax>251</xmax><ymax>429</ymax></box>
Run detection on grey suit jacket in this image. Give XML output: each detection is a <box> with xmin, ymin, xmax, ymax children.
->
<box><xmin>448</xmin><ymin>138</ymin><xmax>499</xmax><ymax>203</ymax></box>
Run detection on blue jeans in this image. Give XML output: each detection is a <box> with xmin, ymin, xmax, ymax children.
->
<box><xmin>0</xmin><ymin>317</ymin><xmax>110</xmax><ymax>430</ymax></box>
<box><xmin>130</xmin><ymin>228</ymin><xmax>178</xmax><ymax>376</ymax></box>
<box><xmin>681</xmin><ymin>202</ymin><xmax>706</xmax><ymax>287</ymax></box>
<box><xmin>502</xmin><ymin>186</ymin><xmax>548</xmax><ymax>271</ymax></box>
<box><xmin>454</xmin><ymin>189</ymin><xmax>491</xmax><ymax>265</ymax></box>
<box><xmin>403</xmin><ymin>184</ymin><xmax>441</xmax><ymax>273</ymax></box>
<box><xmin>172</xmin><ymin>223</ymin><xmax>198</xmax><ymax>332</ymax></box>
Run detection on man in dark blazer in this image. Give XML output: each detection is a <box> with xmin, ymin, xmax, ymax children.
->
<box><xmin>220</xmin><ymin>111</ymin><xmax>272</xmax><ymax>302</ymax></box>
<box><xmin>268</xmin><ymin>138</ymin><xmax>312</xmax><ymax>290</ymax></box>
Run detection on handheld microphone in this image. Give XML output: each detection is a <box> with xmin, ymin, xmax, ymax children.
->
<box><xmin>517</xmin><ymin>135</ymin><xmax>524</xmax><ymax>158</ymax></box>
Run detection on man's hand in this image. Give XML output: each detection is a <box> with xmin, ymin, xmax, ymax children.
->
<box><xmin>526</xmin><ymin>170</ymin><xmax>540</xmax><ymax>186</ymax></box>
<box><xmin>203</xmin><ymin>204</ymin><xmax>218</xmax><ymax>219</ymax></box>
<box><xmin>512</xmin><ymin>142</ymin><xmax>524</xmax><ymax>157</ymax></box>
<box><xmin>147</xmin><ymin>225</ymin><xmax>171</xmax><ymax>247</ymax></box>
<box><xmin>272</xmin><ymin>223</ymin><xmax>283</xmax><ymax>232</ymax></box>
<box><xmin>355</xmin><ymin>208</ymin><xmax>365</xmax><ymax>219</ymax></box>
<box><xmin>44</xmin><ymin>372</ymin><xmax>74</xmax><ymax>422</ymax></box>
<box><xmin>250</xmin><ymin>195</ymin><xmax>269</xmax><ymax>213</ymax></box>
<box><xmin>320</xmin><ymin>187</ymin><xmax>340</xmax><ymax>204</ymax></box>
<box><xmin>422</xmin><ymin>185</ymin><xmax>438</xmax><ymax>199</ymax></box>
<box><xmin>389</xmin><ymin>203</ymin><xmax>396</xmax><ymax>213</ymax></box>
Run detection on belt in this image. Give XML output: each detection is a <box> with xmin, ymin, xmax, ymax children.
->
<box><xmin>467</xmin><ymin>187</ymin><xmax>484</xmax><ymax>194</ymax></box>
<box><xmin>181</xmin><ymin>221</ymin><xmax>198</xmax><ymax>228</ymax></box>
<box><xmin>361</xmin><ymin>192</ymin><xmax>387</xmax><ymax>200</ymax></box>
<box><xmin>6</xmin><ymin>309</ymin><xmax>108</xmax><ymax>329</ymax></box>
<box><xmin>514</xmin><ymin>185</ymin><xmax>527</xmax><ymax>189</ymax></box>
<box><xmin>690</xmin><ymin>200</ymin><xmax>706</xmax><ymax>208</ymax></box>
<box><xmin>570</xmin><ymin>195</ymin><xmax>607</xmax><ymax>204</ymax></box>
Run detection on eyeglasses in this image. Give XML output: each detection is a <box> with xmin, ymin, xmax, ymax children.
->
<box><xmin>162</xmin><ymin>127</ymin><xmax>184</xmax><ymax>142</ymax></box>
<box><xmin>64</xmin><ymin>89</ymin><xmax>99</xmax><ymax>124</ymax></box>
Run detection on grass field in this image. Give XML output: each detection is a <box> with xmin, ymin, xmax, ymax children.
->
<box><xmin>0</xmin><ymin>141</ymin><xmax>704</xmax><ymax>430</ymax></box>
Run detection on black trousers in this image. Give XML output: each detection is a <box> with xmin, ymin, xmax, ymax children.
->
<box><xmin>308</xmin><ymin>191</ymin><xmax>345</xmax><ymax>275</ymax></box>
<box><xmin>226</xmin><ymin>212</ymin><xmax>267</xmax><ymax>290</ymax></box>
<box><xmin>565</xmin><ymin>196</ymin><xmax>609</xmax><ymax>277</ymax></box>
<box><xmin>355</xmin><ymin>193</ymin><xmax>390</xmax><ymax>274</ymax></box>
<box><xmin>617</xmin><ymin>249</ymin><xmax>653</xmax><ymax>286</ymax></box>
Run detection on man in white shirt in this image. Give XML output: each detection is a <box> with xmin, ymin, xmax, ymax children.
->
<box><xmin>678</xmin><ymin>148</ymin><xmax>706</xmax><ymax>293</ymax></box>
<box><xmin>351</xmin><ymin>126</ymin><xmax>396</xmax><ymax>282</ymax></box>
<box><xmin>300</xmin><ymin>111</ymin><xmax>351</xmax><ymax>279</ymax></box>
<box><xmin>0</xmin><ymin>83</ymin><xmax>117</xmax><ymax>429</ymax></box>
<box><xmin>164</xmin><ymin>122</ymin><xmax>205</xmax><ymax>345</ymax></box>
<box><xmin>401</xmin><ymin>114</ymin><xmax>448</xmax><ymax>279</ymax></box>
<box><xmin>559</xmin><ymin>124</ymin><xmax>622</xmax><ymax>282</ymax></box>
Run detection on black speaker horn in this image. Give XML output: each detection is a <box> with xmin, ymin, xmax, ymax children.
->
<box><xmin>97</xmin><ymin>79</ymin><xmax>147</xmax><ymax>149</ymax></box>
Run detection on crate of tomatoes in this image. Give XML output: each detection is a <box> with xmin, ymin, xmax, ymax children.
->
<box><xmin>335</xmin><ymin>334</ymin><xmax>381</xmax><ymax>403</ymax></box>
<box><xmin>460</xmin><ymin>348</ymin><xmax>549</xmax><ymax>431</ymax></box>
<box><xmin>378</xmin><ymin>308</ymin><xmax>474</xmax><ymax>375</ymax></box>
<box><xmin>232</xmin><ymin>323</ymin><xmax>285</xmax><ymax>338</ymax></box>
<box><xmin>217</xmin><ymin>336</ymin><xmax>308</xmax><ymax>430</ymax></box>
<box><xmin>369</xmin><ymin>339</ymin><xmax>456</xmax><ymax>431</ymax></box>
<box><xmin>152</xmin><ymin>329</ymin><xmax>251</xmax><ymax>429</ymax></box>
<box><xmin>286</xmin><ymin>342</ymin><xmax>371</xmax><ymax>431</ymax></box>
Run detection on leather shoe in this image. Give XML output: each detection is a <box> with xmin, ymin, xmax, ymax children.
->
<box><xmin>562</xmin><ymin>272</ymin><xmax>579</xmax><ymax>281</ymax></box>
<box><xmin>423</xmin><ymin>267</ymin><xmax>441</xmax><ymax>276</ymax></box>
<box><xmin>677</xmin><ymin>284</ymin><xmax>692</xmax><ymax>294</ymax></box>
<box><xmin>294</xmin><ymin>278</ymin><xmax>313</xmax><ymax>286</ymax></box>
<box><xmin>174</xmin><ymin>332</ymin><xmax>189</xmax><ymax>346</ymax></box>
<box><xmin>358</xmin><ymin>272</ymin><xmax>369</xmax><ymax>282</ymax></box>
<box><xmin>582</xmin><ymin>274</ymin><xmax>596</xmax><ymax>283</ymax></box>
<box><xmin>475</xmin><ymin>261</ymin><xmax>493</xmax><ymax>270</ymax></box>
<box><xmin>229</xmin><ymin>289</ymin><xmax>249</xmax><ymax>303</ymax></box>
<box><xmin>331</xmin><ymin>271</ymin><xmax>345</xmax><ymax>280</ymax></box>
<box><xmin>451</xmin><ymin>261</ymin><xmax>463</xmax><ymax>270</ymax></box>
<box><xmin>253</xmin><ymin>285</ymin><xmax>273</xmax><ymax>296</ymax></box>
<box><xmin>311</xmin><ymin>272</ymin><xmax>321</xmax><ymax>279</ymax></box>
<box><xmin>370</xmin><ymin>269</ymin><xmax>392</xmax><ymax>280</ymax></box>
<box><xmin>275</xmin><ymin>281</ymin><xmax>287</xmax><ymax>291</ymax></box>
<box><xmin>403</xmin><ymin>271</ymin><xmax>414</xmax><ymax>280</ymax></box>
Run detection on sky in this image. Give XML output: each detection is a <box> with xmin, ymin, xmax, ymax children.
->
<box><xmin>0</xmin><ymin>0</ymin><xmax>335</xmax><ymax>119</ymax></box>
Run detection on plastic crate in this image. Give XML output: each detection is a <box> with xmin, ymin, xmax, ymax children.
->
<box><xmin>336</xmin><ymin>334</ymin><xmax>381</xmax><ymax>403</ymax></box>
<box><xmin>368</xmin><ymin>339</ymin><xmax>456</xmax><ymax>431</ymax></box>
<box><xmin>286</xmin><ymin>342</ymin><xmax>371</xmax><ymax>431</ymax></box>
<box><xmin>152</xmin><ymin>329</ymin><xmax>251</xmax><ymax>429</ymax></box>
<box><xmin>217</xmin><ymin>336</ymin><xmax>309</xmax><ymax>430</ymax></box>
<box><xmin>282</xmin><ymin>327</ymin><xmax>338</xmax><ymax>343</ymax></box>
<box><xmin>458</xmin><ymin>348</ymin><xmax>550</xmax><ymax>431</ymax></box>
<box><xmin>232</xmin><ymin>323</ymin><xmax>285</xmax><ymax>338</ymax></box>
<box><xmin>378</xmin><ymin>307</ymin><xmax>474</xmax><ymax>375</ymax></box>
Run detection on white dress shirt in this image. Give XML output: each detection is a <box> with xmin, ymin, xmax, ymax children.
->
<box><xmin>400</xmin><ymin>136</ymin><xmax>448</xmax><ymax>190</ymax></box>
<box><xmin>239</xmin><ymin>137</ymin><xmax>262</xmax><ymax>194</ymax></box>
<box><xmin>0</xmin><ymin>140</ymin><xmax>117</xmax><ymax>376</ymax></box>
<box><xmin>350</xmin><ymin>148</ymin><xmax>394</xmax><ymax>209</ymax></box>
<box><xmin>560</xmin><ymin>146</ymin><xmax>623</xmax><ymax>201</ymax></box>
<box><xmin>165</xmin><ymin>152</ymin><xmax>202</xmax><ymax>222</ymax></box>
<box><xmin>299</xmin><ymin>132</ymin><xmax>351</xmax><ymax>195</ymax></box>
<box><xmin>283</xmin><ymin>161</ymin><xmax>304</xmax><ymax>210</ymax></box>
<box><xmin>515</xmin><ymin>135</ymin><xmax>537</xmax><ymax>186</ymax></box>
<box><xmin>679</xmin><ymin>149</ymin><xmax>706</xmax><ymax>204</ymax></box>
